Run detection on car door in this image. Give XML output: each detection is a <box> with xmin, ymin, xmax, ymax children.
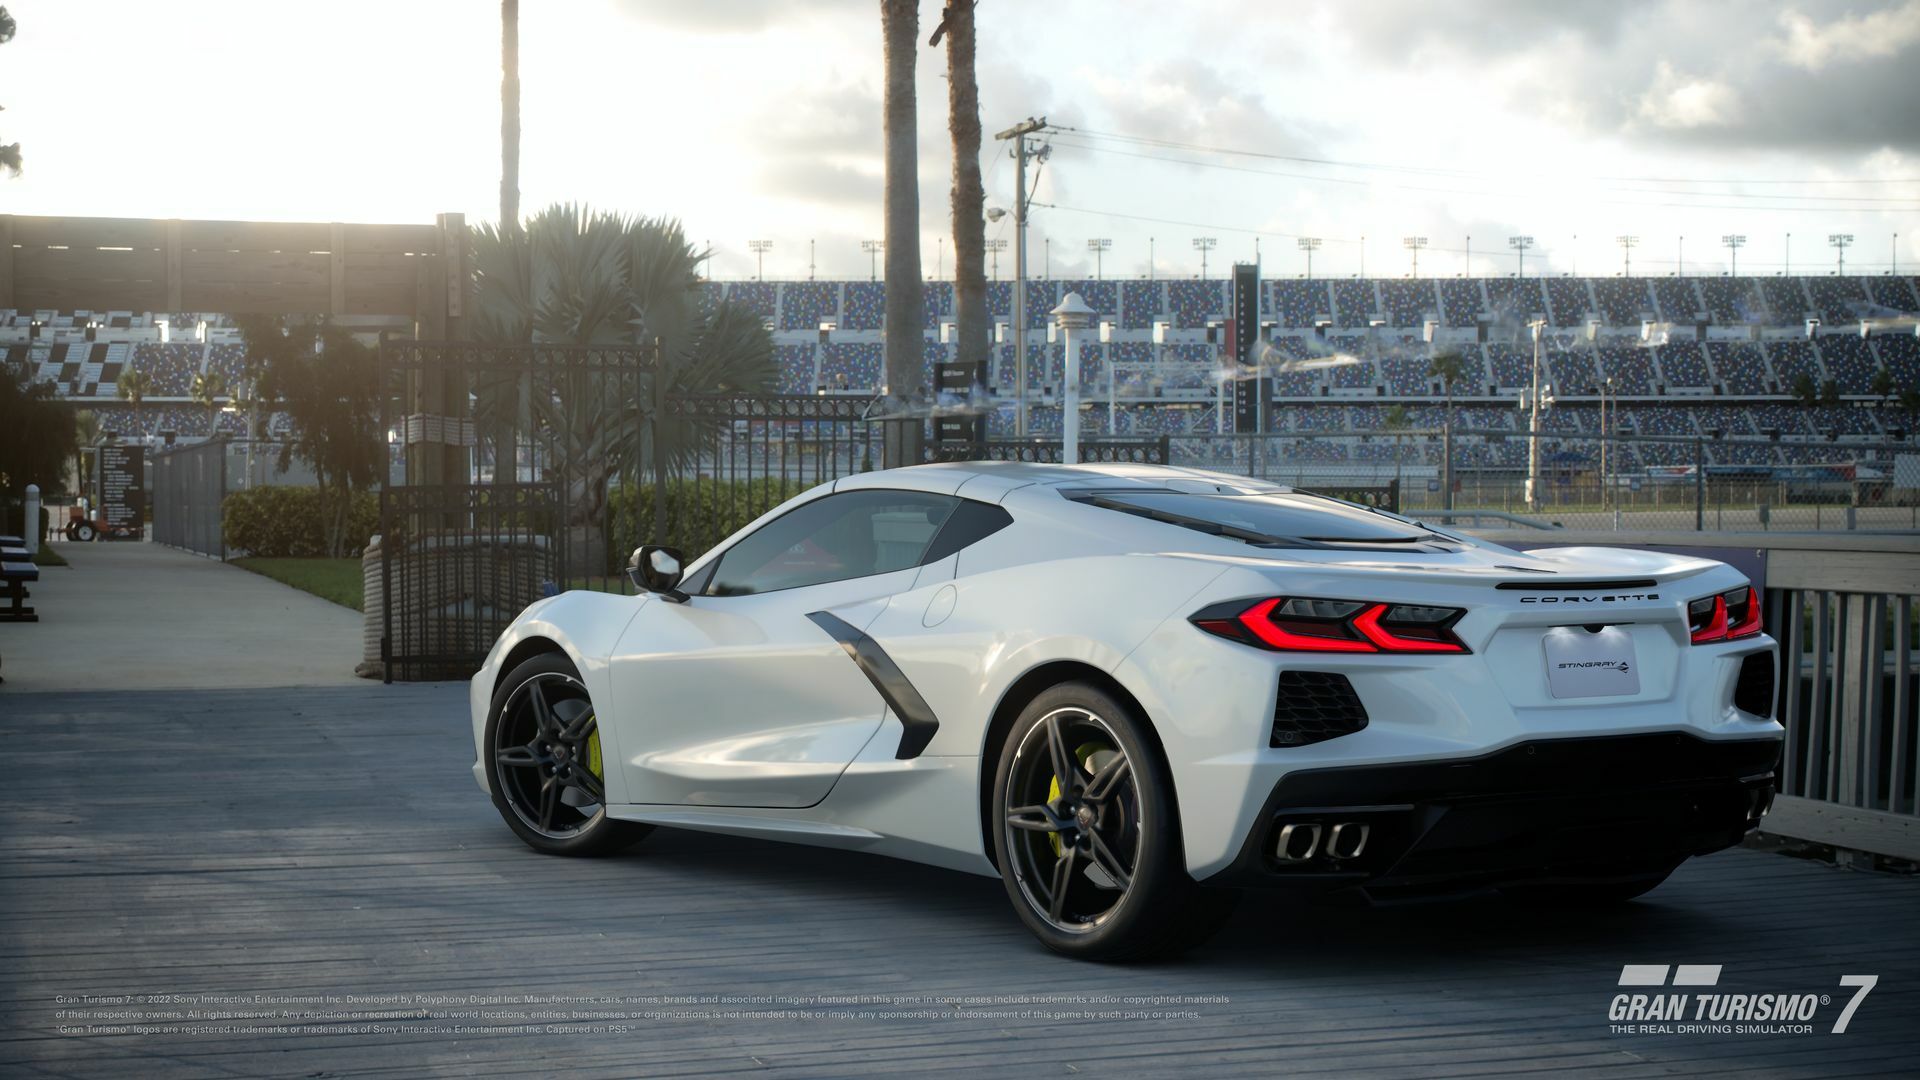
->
<box><xmin>605</xmin><ymin>488</ymin><xmax>959</xmax><ymax>808</ymax></box>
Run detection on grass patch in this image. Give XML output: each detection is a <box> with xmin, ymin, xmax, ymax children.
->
<box><xmin>30</xmin><ymin>546</ymin><xmax>68</xmax><ymax>567</ymax></box>
<box><xmin>232</xmin><ymin>557</ymin><xmax>364</xmax><ymax>611</ymax></box>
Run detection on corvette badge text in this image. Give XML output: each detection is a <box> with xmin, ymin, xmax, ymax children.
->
<box><xmin>1607</xmin><ymin>965</ymin><xmax>1877</xmax><ymax>1035</ymax></box>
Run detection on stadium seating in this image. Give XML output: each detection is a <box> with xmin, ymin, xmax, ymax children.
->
<box><xmin>1651</xmin><ymin>278</ymin><xmax>1703</xmax><ymax>322</ymax></box>
<box><xmin>1767</xmin><ymin>341</ymin><xmax>1823</xmax><ymax>393</ymax></box>
<box><xmin>778</xmin><ymin>281</ymin><xmax>837</xmax><ymax>331</ymax></box>
<box><xmin>1438</xmin><ymin>279</ymin><xmax>1482</xmax><ymax>328</ymax></box>
<box><xmin>1816</xmin><ymin>334</ymin><xmax>1879</xmax><ymax>394</ymax></box>
<box><xmin>1269</xmin><ymin>279</ymin><xmax>1328</xmax><ymax>329</ymax></box>
<box><xmin>1330</xmin><ymin>280</ymin><xmax>1378</xmax><ymax>328</ymax></box>
<box><xmin>1482</xmin><ymin>277</ymin><xmax>1546</xmax><ymax>326</ymax></box>
<box><xmin>1377</xmin><ymin>280</ymin><xmax>1436</xmax><ymax>327</ymax></box>
<box><xmin>1591</xmin><ymin>279</ymin><xmax>1653</xmax><ymax>326</ymax></box>
<box><xmin>1656</xmin><ymin>343</ymin><xmax>1711</xmax><ymax>389</ymax></box>
<box><xmin>1805</xmin><ymin>276</ymin><xmax>1870</xmax><ymax>324</ymax></box>
<box><xmin>1165</xmin><ymin>280</ymin><xmax>1224</xmax><ymax>329</ymax></box>
<box><xmin>1544</xmin><ymin>278</ymin><xmax>1591</xmax><ymax>327</ymax></box>
<box><xmin>1707</xmin><ymin>341</ymin><xmax>1769</xmax><ymax>395</ymax></box>
<box><xmin>1760</xmin><ymin>278</ymin><xmax>1811</xmax><ymax>321</ymax></box>
<box><xmin>1866</xmin><ymin>276</ymin><xmax>1918</xmax><ymax>313</ymax></box>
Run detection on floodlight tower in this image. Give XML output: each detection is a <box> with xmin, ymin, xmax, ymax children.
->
<box><xmin>1297</xmin><ymin>236</ymin><xmax>1321</xmax><ymax>279</ymax></box>
<box><xmin>1509</xmin><ymin>235</ymin><xmax>1534</xmax><ymax>278</ymax></box>
<box><xmin>861</xmin><ymin>240</ymin><xmax>883</xmax><ymax>281</ymax></box>
<box><xmin>985</xmin><ymin>238</ymin><xmax>1007</xmax><ymax>280</ymax></box>
<box><xmin>1722</xmin><ymin>234</ymin><xmax>1746</xmax><ymax>277</ymax></box>
<box><xmin>1829</xmin><ymin>233</ymin><xmax>1854</xmax><ymax>275</ymax></box>
<box><xmin>1087</xmin><ymin>238</ymin><xmax>1111</xmax><ymax>281</ymax></box>
<box><xmin>1403</xmin><ymin>236</ymin><xmax>1428</xmax><ymax>279</ymax></box>
<box><xmin>748</xmin><ymin>240</ymin><xmax>773</xmax><ymax>282</ymax></box>
<box><xmin>1192</xmin><ymin>237</ymin><xmax>1218</xmax><ymax>279</ymax></box>
<box><xmin>1617</xmin><ymin>235</ymin><xmax>1639</xmax><ymax>277</ymax></box>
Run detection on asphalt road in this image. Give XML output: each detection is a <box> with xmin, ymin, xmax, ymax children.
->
<box><xmin>2</xmin><ymin>683</ymin><xmax>1916</xmax><ymax>1079</ymax></box>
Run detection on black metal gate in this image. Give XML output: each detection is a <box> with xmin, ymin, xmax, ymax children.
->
<box><xmin>377</xmin><ymin>341</ymin><xmax>1171</xmax><ymax>680</ymax></box>
<box><xmin>150</xmin><ymin>437</ymin><xmax>228</xmax><ymax>558</ymax></box>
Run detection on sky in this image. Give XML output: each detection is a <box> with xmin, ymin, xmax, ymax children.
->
<box><xmin>3</xmin><ymin>0</ymin><xmax>1919</xmax><ymax>283</ymax></box>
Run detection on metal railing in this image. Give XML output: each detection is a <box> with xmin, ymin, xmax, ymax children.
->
<box><xmin>1471</xmin><ymin>529</ymin><xmax>1920</xmax><ymax>862</ymax></box>
<box><xmin>150</xmin><ymin>437</ymin><xmax>228</xmax><ymax>559</ymax></box>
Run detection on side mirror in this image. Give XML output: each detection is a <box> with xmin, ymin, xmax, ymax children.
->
<box><xmin>627</xmin><ymin>544</ymin><xmax>689</xmax><ymax>603</ymax></box>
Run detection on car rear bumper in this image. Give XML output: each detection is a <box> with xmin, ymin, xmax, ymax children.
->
<box><xmin>1201</xmin><ymin>731</ymin><xmax>1780</xmax><ymax>896</ymax></box>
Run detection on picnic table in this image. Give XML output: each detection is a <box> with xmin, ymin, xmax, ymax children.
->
<box><xmin>1</xmin><ymin>536</ymin><xmax>39</xmax><ymax>623</ymax></box>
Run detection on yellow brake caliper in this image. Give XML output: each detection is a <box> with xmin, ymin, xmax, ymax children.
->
<box><xmin>586</xmin><ymin>725</ymin><xmax>603</xmax><ymax>782</ymax></box>
<box><xmin>1047</xmin><ymin>743</ymin><xmax>1114</xmax><ymax>857</ymax></box>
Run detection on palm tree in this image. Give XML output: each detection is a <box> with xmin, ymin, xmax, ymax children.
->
<box><xmin>1382</xmin><ymin>403</ymin><xmax>1412</xmax><ymax>494</ymax></box>
<box><xmin>116</xmin><ymin>368</ymin><xmax>153</xmax><ymax>442</ymax></box>
<box><xmin>1427</xmin><ymin>349</ymin><xmax>1468</xmax><ymax>509</ymax></box>
<box><xmin>933</xmin><ymin>1</ymin><xmax>985</xmax><ymax>446</ymax></box>
<box><xmin>469</xmin><ymin>204</ymin><xmax>777</xmax><ymax>548</ymax></box>
<box><xmin>190</xmin><ymin>370</ymin><xmax>228</xmax><ymax>438</ymax></box>
<box><xmin>1869</xmin><ymin>367</ymin><xmax>1894</xmax><ymax>409</ymax></box>
<box><xmin>879</xmin><ymin>0</ymin><xmax>926</xmax><ymax>465</ymax></box>
<box><xmin>0</xmin><ymin>6</ymin><xmax>19</xmax><ymax>177</ymax></box>
<box><xmin>71</xmin><ymin>409</ymin><xmax>99</xmax><ymax>499</ymax></box>
<box><xmin>500</xmin><ymin>0</ymin><xmax>519</xmax><ymax>232</ymax></box>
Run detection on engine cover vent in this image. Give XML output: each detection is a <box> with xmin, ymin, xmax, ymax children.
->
<box><xmin>1733</xmin><ymin>652</ymin><xmax>1776</xmax><ymax>719</ymax></box>
<box><xmin>1272</xmin><ymin>671</ymin><xmax>1370</xmax><ymax>747</ymax></box>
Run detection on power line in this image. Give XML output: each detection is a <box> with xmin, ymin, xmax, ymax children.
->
<box><xmin>1049</xmin><ymin>124</ymin><xmax>1920</xmax><ymax>187</ymax></box>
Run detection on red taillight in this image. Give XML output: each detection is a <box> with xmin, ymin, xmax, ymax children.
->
<box><xmin>1690</xmin><ymin>586</ymin><xmax>1762</xmax><ymax>644</ymax></box>
<box><xmin>1192</xmin><ymin>597</ymin><xmax>1469</xmax><ymax>654</ymax></box>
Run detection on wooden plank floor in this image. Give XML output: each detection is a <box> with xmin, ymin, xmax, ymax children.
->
<box><xmin>2</xmin><ymin>684</ymin><xmax>1915</xmax><ymax>1079</ymax></box>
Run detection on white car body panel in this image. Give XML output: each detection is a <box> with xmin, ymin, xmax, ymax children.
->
<box><xmin>472</xmin><ymin>462</ymin><xmax>1782</xmax><ymax>883</ymax></box>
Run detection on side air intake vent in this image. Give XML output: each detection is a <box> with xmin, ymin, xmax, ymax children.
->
<box><xmin>1733</xmin><ymin>652</ymin><xmax>1776</xmax><ymax>718</ymax></box>
<box><xmin>1272</xmin><ymin>671</ymin><xmax>1369</xmax><ymax>747</ymax></box>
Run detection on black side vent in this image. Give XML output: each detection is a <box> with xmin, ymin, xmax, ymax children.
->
<box><xmin>1733</xmin><ymin>652</ymin><xmax>1776</xmax><ymax>719</ymax></box>
<box><xmin>1273</xmin><ymin>671</ymin><xmax>1369</xmax><ymax>748</ymax></box>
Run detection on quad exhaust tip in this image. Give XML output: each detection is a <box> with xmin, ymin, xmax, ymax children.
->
<box><xmin>1274</xmin><ymin>821</ymin><xmax>1372</xmax><ymax>863</ymax></box>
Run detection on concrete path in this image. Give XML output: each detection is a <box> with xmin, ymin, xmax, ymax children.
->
<box><xmin>0</xmin><ymin>542</ymin><xmax>365</xmax><ymax>692</ymax></box>
<box><xmin>2</xmin><ymin>683</ymin><xmax>1917</xmax><ymax>1079</ymax></box>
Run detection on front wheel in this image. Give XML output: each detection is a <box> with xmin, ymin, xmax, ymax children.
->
<box><xmin>991</xmin><ymin>681</ymin><xmax>1236</xmax><ymax>961</ymax></box>
<box><xmin>484</xmin><ymin>652</ymin><xmax>651</xmax><ymax>857</ymax></box>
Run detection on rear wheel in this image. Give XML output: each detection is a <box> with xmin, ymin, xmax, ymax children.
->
<box><xmin>484</xmin><ymin>652</ymin><xmax>651</xmax><ymax>856</ymax></box>
<box><xmin>992</xmin><ymin>681</ymin><xmax>1237</xmax><ymax>960</ymax></box>
<box><xmin>1500</xmin><ymin>869</ymin><xmax>1672</xmax><ymax>907</ymax></box>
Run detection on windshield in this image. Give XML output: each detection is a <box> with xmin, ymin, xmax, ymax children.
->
<box><xmin>1070</xmin><ymin>490</ymin><xmax>1455</xmax><ymax>546</ymax></box>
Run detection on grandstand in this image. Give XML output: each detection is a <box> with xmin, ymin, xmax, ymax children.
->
<box><xmin>4</xmin><ymin>273</ymin><xmax>1916</xmax><ymax>476</ymax></box>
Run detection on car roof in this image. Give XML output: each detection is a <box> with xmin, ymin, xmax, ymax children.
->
<box><xmin>833</xmin><ymin>460</ymin><xmax>1290</xmax><ymax>498</ymax></box>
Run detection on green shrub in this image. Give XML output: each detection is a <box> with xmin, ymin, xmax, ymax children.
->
<box><xmin>603</xmin><ymin>477</ymin><xmax>811</xmax><ymax>570</ymax></box>
<box><xmin>223</xmin><ymin>486</ymin><xmax>378</xmax><ymax>558</ymax></box>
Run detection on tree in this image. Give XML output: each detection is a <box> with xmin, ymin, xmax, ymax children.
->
<box><xmin>1790</xmin><ymin>372</ymin><xmax>1819</xmax><ymax>407</ymax></box>
<box><xmin>932</xmin><ymin>1</ymin><xmax>985</xmax><ymax>443</ymax></box>
<box><xmin>0</xmin><ymin>7</ymin><xmax>20</xmax><ymax>177</ymax></box>
<box><xmin>500</xmin><ymin>0</ymin><xmax>519</xmax><ymax>232</ymax></box>
<box><xmin>1869</xmin><ymin>367</ymin><xmax>1894</xmax><ymax>407</ymax></box>
<box><xmin>190</xmin><ymin>370</ymin><xmax>229</xmax><ymax>437</ymax></box>
<box><xmin>231</xmin><ymin>317</ymin><xmax>385</xmax><ymax>557</ymax></box>
<box><xmin>71</xmin><ymin>409</ymin><xmax>99</xmax><ymax>499</ymax></box>
<box><xmin>1382</xmin><ymin>404</ymin><xmax>1412</xmax><ymax>486</ymax></box>
<box><xmin>0</xmin><ymin>365</ymin><xmax>75</xmax><ymax>511</ymax></box>
<box><xmin>879</xmin><ymin>0</ymin><xmax>926</xmax><ymax>465</ymax></box>
<box><xmin>469</xmin><ymin>204</ymin><xmax>777</xmax><ymax>545</ymax></box>
<box><xmin>1427</xmin><ymin>349</ymin><xmax>1467</xmax><ymax>507</ymax></box>
<box><xmin>116</xmin><ymin>368</ymin><xmax>153</xmax><ymax>441</ymax></box>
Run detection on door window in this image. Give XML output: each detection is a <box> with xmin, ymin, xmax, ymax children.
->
<box><xmin>705</xmin><ymin>489</ymin><xmax>959</xmax><ymax>596</ymax></box>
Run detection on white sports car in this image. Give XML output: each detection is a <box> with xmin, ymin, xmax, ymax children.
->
<box><xmin>471</xmin><ymin>462</ymin><xmax>1782</xmax><ymax>959</ymax></box>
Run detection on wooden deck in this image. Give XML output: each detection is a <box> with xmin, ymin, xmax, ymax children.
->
<box><xmin>2</xmin><ymin>684</ymin><xmax>1916</xmax><ymax>1078</ymax></box>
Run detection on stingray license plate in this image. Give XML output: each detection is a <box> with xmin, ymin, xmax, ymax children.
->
<box><xmin>1542</xmin><ymin>626</ymin><xmax>1640</xmax><ymax>699</ymax></box>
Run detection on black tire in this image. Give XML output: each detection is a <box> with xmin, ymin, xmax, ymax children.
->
<box><xmin>484</xmin><ymin>652</ymin><xmax>651</xmax><ymax>857</ymax></box>
<box><xmin>991</xmin><ymin>681</ymin><xmax>1238</xmax><ymax>961</ymax></box>
<box><xmin>72</xmin><ymin>522</ymin><xmax>96</xmax><ymax>542</ymax></box>
<box><xmin>1500</xmin><ymin>869</ymin><xmax>1672</xmax><ymax>907</ymax></box>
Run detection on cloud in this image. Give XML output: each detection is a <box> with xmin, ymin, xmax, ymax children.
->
<box><xmin>1635</xmin><ymin>61</ymin><xmax>1737</xmax><ymax>130</ymax></box>
<box><xmin>612</xmin><ymin>0</ymin><xmax>867</xmax><ymax>34</ymax></box>
<box><xmin>1076</xmin><ymin>59</ymin><xmax>1320</xmax><ymax>157</ymax></box>
<box><xmin>1773</xmin><ymin>1</ymin><xmax>1920</xmax><ymax>70</ymax></box>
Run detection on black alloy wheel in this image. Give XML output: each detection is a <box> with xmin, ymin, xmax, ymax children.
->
<box><xmin>484</xmin><ymin>652</ymin><xmax>650</xmax><ymax>856</ymax></box>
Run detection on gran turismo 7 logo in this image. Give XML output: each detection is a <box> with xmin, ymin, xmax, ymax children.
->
<box><xmin>1609</xmin><ymin>965</ymin><xmax>1877</xmax><ymax>1035</ymax></box>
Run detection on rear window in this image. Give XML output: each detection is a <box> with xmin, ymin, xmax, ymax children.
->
<box><xmin>1068</xmin><ymin>490</ymin><xmax>1446</xmax><ymax>546</ymax></box>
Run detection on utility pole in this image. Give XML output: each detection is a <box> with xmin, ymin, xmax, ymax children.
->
<box><xmin>862</xmin><ymin>239</ymin><xmax>883</xmax><ymax>281</ymax></box>
<box><xmin>1829</xmin><ymin>233</ymin><xmax>1853</xmax><ymax>275</ymax></box>
<box><xmin>1298</xmin><ymin>236</ymin><xmax>1320</xmax><ymax>279</ymax></box>
<box><xmin>1509</xmin><ymin>235</ymin><xmax>1533</xmax><ymax>278</ymax></box>
<box><xmin>994</xmin><ymin>115</ymin><xmax>1046</xmax><ymax>436</ymax></box>
<box><xmin>749</xmin><ymin>239</ymin><xmax>772</xmax><ymax>282</ymax></box>
<box><xmin>1193</xmin><ymin>236</ymin><xmax>1217</xmax><ymax>279</ymax></box>
<box><xmin>1403</xmin><ymin>236</ymin><xmax>1428</xmax><ymax>279</ymax></box>
<box><xmin>1087</xmin><ymin>238</ymin><xmax>1111</xmax><ymax>281</ymax></box>
<box><xmin>1617</xmin><ymin>235</ymin><xmax>1638</xmax><ymax>278</ymax></box>
<box><xmin>1722</xmin><ymin>234</ymin><xmax>1745</xmax><ymax>278</ymax></box>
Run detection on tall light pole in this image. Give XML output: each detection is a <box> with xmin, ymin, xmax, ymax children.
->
<box><xmin>1786</xmin><ymin>232</ymin><xmax>1792</xmax><ymax>276</ymax></box>
<box><xmin>1087</xmin><ymin>238</ymin><xmax>1111</xmax><ymax>281</ymax></box>
<box><xmin>994</xmin><ymin>115</ymin><xmax>1047</xmax><ymax>436</ymax></box>
<box><xmin>808</xmin><ymin>238</ymin><xmax>816</xmax><ymax>281</ymax></box>
<box><xmin>1148</xmin><ymin>236</ymin><xmax>1155</xmax><ymax>281</ymax></box>
<box><xmin>1464</xmin><ymin>235</ymin><xmax>1471</xmax><ymax>276</ymax></box>
<box><xmin>936</xmin><ymin>236</ymin><xmax>944</xmax><ymax>279</ymax></box>
<box><xmin>1829</xmin><ymin>233</ymin><xmax>1854</xmax><ymax>275</ymax></box>
<box><xmin>1044</xmin><ymin>237</ymin><xmax>1052</xmax><ymax>280</ymax></box>
<box><xmin>748</xmin><ymin>239</ymin><xmax>772</xmax><ymax>282</ymax></box>
<box><xmin>1192</xmin><ymin>236</ymin><xmax>1217</xmax><ymax>280</ymax></box>
<box><xmin>1676</xmin><ymin>235</ymin><xmax>1684</xmax><ymax>277</ymax></box>
<box><xmin>1403</xmin><ymin>236</ymin><xmax>1428</xmax><ymax>279</ymax></box>
<box><xmin>1509</xmin><ymin>235</ymin><xmax>1533</xmax><ymax>278</ymax></box>
<box><xmin>1722</xmin><ymin>234</ymin><xmax>1746</xmax><ymax>278</ymax></box>
<box><xmin>861</xmin><ymin>239</ymin><xmax>883</xmax><ymax>281</ymax></box>
<box><xmin>1617</xmin><ymin>235</ymin><xmax>1638</xmax><ymax>277</ymax></box>
<box><xmin>985</xmin><ymin>238</ymin><xmax>1006</xmax><ymax>280</ymax></box>
<box><xmin>1298</xmin><ymin>236</ymin><xmax>1321</xmax><ymax>279</ymax></box>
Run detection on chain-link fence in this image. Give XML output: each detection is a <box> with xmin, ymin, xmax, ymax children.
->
<box><xmin>1169</xmin><ymin>431</ymin><xmax>1920</xmax><ymax>532</ymax></box>
<box><xmin>150</xmin><ymin>438</ymin><xmax>228</xmax><ymax>558</ymax></box>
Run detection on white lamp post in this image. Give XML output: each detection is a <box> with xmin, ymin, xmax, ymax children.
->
<box><xmin>1051</xmin><ymin>291</ymin><xmax>1096</xmax><ymax>464</ymax></box>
